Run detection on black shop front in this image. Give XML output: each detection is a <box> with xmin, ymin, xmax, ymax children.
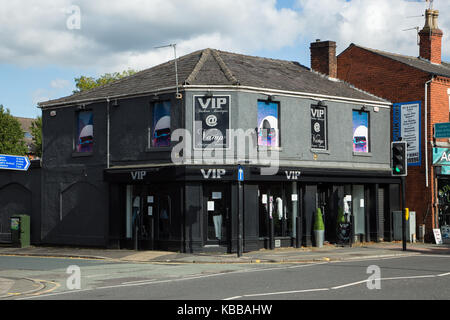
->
<box><xmin>104</xmin><ymin>165</ymin><xmax>400</xmax><ymax>253</ymax></box>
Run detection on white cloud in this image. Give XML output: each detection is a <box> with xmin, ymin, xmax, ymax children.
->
<box><xmin>2</xmin><ymin>0</ymin><xmax>450</xmax><ymax>75</ymax></box>
<box><xmin>295</xmin><ymin>0</ymin><xmax>449</xmax><ymax>58</ymax></box>
<box><xmin>0</xmin><ymin>0</ymin><xmax>302</xmax><ymax>73</ymax></box>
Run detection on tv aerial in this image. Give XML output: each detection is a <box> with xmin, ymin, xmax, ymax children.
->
<box><xmin>155</xmin><ymin>43</ymin><xmax>182</xmax><ymax>99</ymax></box>
<box><xmin>402</xmin><ymin>26</ymin><xmax>420</xmax><ymax>45</ymax></box>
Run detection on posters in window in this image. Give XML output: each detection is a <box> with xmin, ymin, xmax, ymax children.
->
<box><xmin>257</xmin><ymin>101</ymin><xmax>279</xmax><ymax>147</ymax></box>
<box><xmin>76</xmin><ymin>111</ymin><xmax>93</xmax><ymax>153</ymax></box>
<box><xmin>311</xmin><ymin>105</ymin><xmax>327</xmax><ymax>149</ymax></box>
<box><xmin>152</xmin><ymin>101</ymin><xmax>171</xmax><ymax>147</ymax></box>
<box><xmin>352</xmin><ymin>111</ymin><xmax>369</xmax><ymax>153</ymax></box>
<box><xmin>194</xmin><ymin>95</ymin><xmax>230</xmax><ymax>149</ymax></box>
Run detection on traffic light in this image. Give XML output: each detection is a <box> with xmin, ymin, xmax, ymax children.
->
<box><xmin>391</xmin><ymin>141</ymin><xmax>407</xmax><ymax>176</ymax></box>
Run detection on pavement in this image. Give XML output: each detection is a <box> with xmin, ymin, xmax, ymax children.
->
<box><xmin>0</xmin><ymin>241</ymin><xmax>449</xmax><ymax>264</ymax></box>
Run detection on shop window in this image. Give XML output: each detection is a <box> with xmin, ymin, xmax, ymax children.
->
<box><xmin>258</xmin><ymin>183</ymin><xmax>295</xmax><ymax>239</ymax></box>
<box><xmin>151</xmin><ymin>101</ymin><xmax>171</xmax><ymax>147</ymax></box>
<box><xmin>75</xmin><ymin>111</ymin><xmax>93</xmax><ymax>153</ymax></box>
<box><xmin>352</xmin><ymin>185</ymin><xmax>365</xmax><ymax>240</ymax></box>
<box><xmin>438</xmin><ymin>180</ymin><xmax>450</xmax><ymax>241</ymax></box>
<box><xmin>352</xmin><ymin>110</ymin><xmax>369</xmax><ymax>153</ymax></box>
<box><xmin>158</xmin><ymin>195</ymin><xmax>171</xmax><ymax>240</ymax></box>
<box><xmin>257</xmin><ymin>101</ymin><xmax>279</xmax><ymax>147</ymax></box>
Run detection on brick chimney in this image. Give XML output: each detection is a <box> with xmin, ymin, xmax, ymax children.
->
<box><xmin>310</xmin><ymin>40</ymin><xmax>337</xmax><ymax>78</ymax></box>
<box><xmin>419</xmin><ymin>9</ymin><xmax>443</xmax><ymax>64</ymax></box>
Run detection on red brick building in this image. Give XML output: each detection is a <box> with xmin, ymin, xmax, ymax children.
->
<box><xmin>311</xmin><ymin>9</ymin><xmax>450</xmax><ymax>241</ymax></box>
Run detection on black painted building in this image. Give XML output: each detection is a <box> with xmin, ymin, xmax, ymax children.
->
<box><xmin>24</xmin><ymin>48</ymin><xmax>403</xmax><ymax>252</ymax></box>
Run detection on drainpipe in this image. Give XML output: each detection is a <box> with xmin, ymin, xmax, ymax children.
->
<box><xmin>106</xmin><ymin>98</ymin><xmax>110</xmax><ymax>169</ymax></box>
<box><xmin>425</xmin><ymin>77</ymin><xmax>433</xmax><ymax>188</ymax></box>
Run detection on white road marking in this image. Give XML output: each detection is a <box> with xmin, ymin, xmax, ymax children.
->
<box><xmin>331</xmin><ymin>280</ymin><xmax>368</xmax><ymax>290</ymax></box>
<box><xmin>438</xmin><ymin>272</ymin><xmax>450</xmax><ymax>277</ymax></box>
<box><xmin>241</xmin><ymin>288</ymin><xmax>330</xmax><ymax>298</ymax></box>
<box><xmin>223</xmin><ymin>263</ymin><xmax>450</xmax><ymax>300</ymax></box>
<box><xmin>19</xmin><ymin>262</ymin><xmax>326</xmax><ymax>299</ymax></box>
<box><xmin>17</xmin><ymin>255</ymin><xmax>450</xmax><ymax>300</ymax></box>
<box><xmin>121</xmin><ymin>279</ymin><xmax>156</xmax><ymax>285</ymax></box>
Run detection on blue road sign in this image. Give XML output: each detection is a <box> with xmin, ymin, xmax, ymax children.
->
<box><xmin>238</xmin><ymin>165</ymin><xmax>244</xmax><ymax>182</ymax></box>
<box><xmin>0</xmin><ymin>154</ymin><xmax>30</xmax><ymax>171</ymax></box>
<box><xmin>435</xmin><ymin>123</ymin><xmax>450</xmax><ymax>139</ymax></box>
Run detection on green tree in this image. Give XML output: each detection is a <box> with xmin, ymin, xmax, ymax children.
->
<box><xmin>31</xmin><ymin>116</ymin><xmax>42</xmax><ymax>158</ymax></box>
<box><xmin>74</xmin><ymin>69</ymin><xmax>138</xmax><ymax>93</ymax></box>
<box><xmin>0</xmin><ymin>105</ymin><xmax>27</xmax><ymax>156</ymax></box>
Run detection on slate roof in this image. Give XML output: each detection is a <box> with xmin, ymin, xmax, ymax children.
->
<box><xmin>345</xmin><ymin>43</ymin><xmax>450</xmax><ymax>78</ymax></box>
<box><xmin>39</xmin><ymin>48</ymin><xmax>388</xmax><ymax>108</ymax></box>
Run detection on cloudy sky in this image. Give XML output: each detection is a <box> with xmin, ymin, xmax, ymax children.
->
<box><xmin>0</xmin><ymin>0</ymin><xmax>445</xmax><ymax>118</ymax></box>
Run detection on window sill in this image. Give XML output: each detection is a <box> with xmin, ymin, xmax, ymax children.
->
<box><xmin>72</xmin><ymin>151</ymin><xmax>93</xmax><ymax>158</ymax></box>
<box><xmin>310</xmin><ymin>148</ymin><xmax>329</xmax><ymax>154</ymax></box>
<box><xmin>257</xmin><ymin>146</ymin><xmax>282</xmax><ymax>152</ymax></box>
<box><xmin>353</xmin><ymin>152</ymin><xmax>372</xmax><ymax>157</ymax></box>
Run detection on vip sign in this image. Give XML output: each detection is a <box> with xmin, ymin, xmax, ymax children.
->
<box><xmin>194</xmin><ymin>95</ymin><xmax>231</xmax><ymax>149</ymax></box>
<box><xmin>311</xmin><ymin>105</ymin><xmax>327</xmax><ymax>150</ymax></box>
<box><xmin>201</xmin><ymin>169</ymin><xmax>226</xmax><ymax>179</ymax></box>
<box><xmin>131</xmin><ymin>171</ymin><xmax>147</xmax><ymax>180</ymax></box>
<box><xmin>285</xmin><ymin>171</ymin><xmax>301</xmax><ymax>180</ymax></box>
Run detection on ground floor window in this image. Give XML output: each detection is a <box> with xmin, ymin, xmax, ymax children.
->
<box><xmin>204</xmin><ymin>184</ymin><xmax>230</xmax><ymax>245</ymax></box>
<box><xmin>352</xmin><ymin>184</ymin><xmax>365</xmax><ymax>240</ymax></box>
<box><xmin>437</xmin><ymin>179</ymin><xmax>450</xmax><ymax>241</ymax></box>
<box><xmin>258</xmin><ymin>182</ymin><xmax>298</xmax><ymax>238</ymax></box>
<box><xmin>124</xmin><ymin>184</ymin><xmax>172</xmax><ymax>247</ymax></box>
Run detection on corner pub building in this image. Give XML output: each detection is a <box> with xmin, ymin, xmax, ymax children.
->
<box><xmin>35</xmin><ymin>48</ymin><xmax>402</xmax><ymax>253</ymax></box>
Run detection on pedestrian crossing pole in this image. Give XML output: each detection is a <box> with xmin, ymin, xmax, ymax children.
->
<box><xmin>237</xmin><ymin>165</ymin><xmax>244</xmax><ymax>257</ymax></box>
<box><xmin>402</xmin><ymin>176</ymin><xmax>407</xmax><ymax>251</ymax></box>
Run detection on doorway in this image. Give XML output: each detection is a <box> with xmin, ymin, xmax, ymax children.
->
<box><xmin>317</xmin><ymin>185</ymin><xmax>332</xmax><ymax>243</ymax></box>
<box><xmin>203</xmin><ymin>184</ymin><xmax>230</xmax><ymax>246</ymax></box>
<box><xmin>126</xmin><ymin>184</ymin><xmax>172</xmax><ymax>250</ymax></box>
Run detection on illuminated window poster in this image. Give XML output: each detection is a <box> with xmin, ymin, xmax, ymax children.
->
<box><xmin>352</xmin><ymin>111</ymin><xmax>369</xmax><ymax>153</ymax></box>
<box><xmin>76</xmin><ymin>111</ymin><xmax>93</xmax><ymax>153</ymax></box>
<box><xmin>257</xmin><ymin>101</ymin><xmax>279</xmax><ymax>147</ymax></box>
<box><xmin>152</xmin><ymin>101</ymin><xmax>171</xmax><ymax>147</ymax></box>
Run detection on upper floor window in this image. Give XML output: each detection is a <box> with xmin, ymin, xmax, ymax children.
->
<box><xmin>76</xmin><ymin>111</ymin><xmax>93</xmax><ymax>153</ymax></box>
<box><xmin>352</xmin><ymin>110</ymin><xmax>369</xmax><ymax>153</ymax></box>
<box><xmin>257</xmin><ymin>100</ymin><xmax>279</xmax><ymax>147</ymax></box>
<box><xmin>151</xmin><ymin>101</ymin><xmax>171</xmax><ymax>147</ymax></box>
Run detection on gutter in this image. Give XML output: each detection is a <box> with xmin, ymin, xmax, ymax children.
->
<box><xmin>38</xmin><ymin>84</ymin><xmax>391</xmax><ymax>110</ymax></box>
<box><xmin>183</xmin><ymin>85</ymin><xmax>392</xmax><ymax>108</ymax></box>
<box><xmin>106</xmin><ymin>98</ymin><xmax>110</xmax><ymax>169</ymax></box>
<box><xmin>425</xmin><ymin>77</ymin><xmax>434</xmax><ymax>188</ymax></box>
<box><xmin>38</xmin><ymin>85</ymin><xmax>180</xmax><ymax>109</ymax></box>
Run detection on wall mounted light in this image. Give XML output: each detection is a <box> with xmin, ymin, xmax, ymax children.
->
<box><xmin>204</xmin><ymin>91</ymin><xmax>213</xmax><ymax>99</ymax></box>
<box><xmin>112</xmin><ymin>99</ymin><xmax>119</xmax><ymax>107</ymax></box>
<box><xmin>359</xmin><ymin>105</ymin><xmax>367</xmax><ymax>114</ymax></box>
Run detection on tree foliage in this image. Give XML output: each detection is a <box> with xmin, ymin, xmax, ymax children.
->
<box><xmin>31</xmin><ymin>116</ymin><xmax>42</xmax><ymax>158</ymax></box>
<box><xmin>74</xmin><ymin>69</ymin><xmax>138</xmax><ymax>93</ymax></box>
<box><xmin>0</xmin><ymin>105</ymin><xmax>27</xmax><ymax>156</ymax></box>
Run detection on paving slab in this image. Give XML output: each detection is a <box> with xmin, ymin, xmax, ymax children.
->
<box><xmin>0</xmin><ymin>242</ymin><xmax>449</xmax><ymax>264</ymax></box>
